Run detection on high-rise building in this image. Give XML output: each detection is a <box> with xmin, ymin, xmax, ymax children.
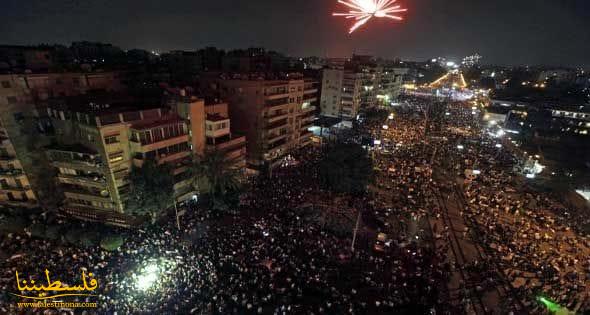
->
<box><xmin>320</xmin><ymin>68</ymin><xmax>362</xmax><ymax>119</ymax></box>
<box><xmin>200</xmin><ymin>73</ymin><xmax>318</xmax><ymax>170</ymax></box>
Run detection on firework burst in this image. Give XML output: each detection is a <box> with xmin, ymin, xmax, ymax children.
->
<box><xmin>333</xmin><ymin>0</ymin><xmax>407</xmax><ymax>34</ymax></box>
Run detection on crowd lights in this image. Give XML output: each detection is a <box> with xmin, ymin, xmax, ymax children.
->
<box><xmin>135</xmin><ymin>263</ymin><xmax>161</xmax><ymax>291</ymax></box>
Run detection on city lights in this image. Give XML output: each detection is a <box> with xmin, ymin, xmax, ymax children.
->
<box><xmin>333</xmin><ymin>0</ymin><xmax>407</xmax><ymax>33</ymax></box>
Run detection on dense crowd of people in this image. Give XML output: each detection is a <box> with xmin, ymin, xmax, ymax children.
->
<box><xmin>1</xmin><ymin>95</ymin><xmax>588</xmax><ymax>315</ymax></box>
<box><xmin>1</xmin><ymin>143</ymin><xmax>445</xmax><ymax>314</ymax></box>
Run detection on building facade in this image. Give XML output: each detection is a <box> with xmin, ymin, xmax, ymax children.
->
<box><xmin>46</xmin><ymin>98</ymin><xmax>201</xmax><ymax>223</ymax></box>
<box><xmin>204</xmin><ymin>102</ymin><xmax>247</xmax><ymax>168</ymax></box>
<box><xmin>320</xmin><ymin>68</ymin><xmax>361</xmax><ymax>119</ymax></box>
<box><xmin>201</xmin><ymin>74</ymin><xmax>318</xmax><ymax>169</ymax></box>
<box><xmin>0</xmin><ymin>71</ymin><xmax>123</xmax><ymax>208</ymax></box>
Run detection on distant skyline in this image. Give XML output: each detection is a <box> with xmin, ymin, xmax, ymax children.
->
<box><xmin>2</xmin><ymin>0</ymin><xmax>590</xmax><ymax>67</ymax></box>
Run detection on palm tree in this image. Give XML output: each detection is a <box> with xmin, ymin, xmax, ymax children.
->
<box><xmin>190</xmin><ymin>150</ymin><xmax>241</xmax><ymax>206</ymax></box>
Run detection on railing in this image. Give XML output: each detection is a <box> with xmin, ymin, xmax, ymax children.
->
<box><xmin>58</xmin><ymin>174</ymin><xmax>107</xmax><ymax>188</ymax></box>
<box><xmin>266</xmin><ymin>119</ymin><xmax>288</xmax><ymax>132</ymax></box>
<box><xmin>214</xmin><ymin>136</ymin><xmax>246</xmax><ymax>152</ymax></box>
<box><xmin>0</xmin><ymin>168</ymin><xmax>24</xmax><ymax>177</ymax></box>
<box><xmin>59</xmin><ymin>206</ymin><xmax>139</xmax><ymax>228</ymax></box>
<box><xmin>0</xmin><ymin>185</ymin><xmax>32</xmax><ymax>191</ymax></box>
<box><xmin>266</xmin><ymin>98</ymin><xmax>290</xmax><ymax>108</ymax></box>
<box><xmin>266</xmin><ymin>132</ymin><xmax>289</xmax><ymax>143</ymax></box>
<box><xmin>265</xmin><ymin>89</ymin><xmax>289</xmax><ymax>97</ymax></box>
<box><xmin>265</xmin><ymin>112</ymin><xmax>289</xmax><ymax>123</ymax></box>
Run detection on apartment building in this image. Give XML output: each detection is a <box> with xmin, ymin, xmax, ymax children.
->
<box><xmin>320</xmin><ymin>68</ymin><xmax>362</xmax><ymax>119</ymax></box>
<box><xmin>204</xmin><ymin>102</ymin><xmax>247</xmax><ymax>168</ymax></box>
<box><xmin>45</xmin><ymin>95</ymin><xmax>202</xmax><ymax>223</ymax></box>
<box><xmin>200</xmin><ymin>74</ymin><xmax>318</xmax><ymax>169</ymax></box>
<box><xmin>0</xmin><ymin>71</ymin><xmax>123</xmax><ymax>208</ymax></box>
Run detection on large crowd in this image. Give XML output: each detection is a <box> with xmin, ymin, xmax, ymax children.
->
<box><xmin>1</xmin><ymin>141</ymin><xmax>445</xmax><ymax>314</ymax></box>
<box><xmin>1</xmin><ymin>96</ymin><xmax>589</xmax><ymax>315</ymax></box>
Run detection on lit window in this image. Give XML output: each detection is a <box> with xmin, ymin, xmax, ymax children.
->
<box><xmin>104</xmin><ymin>135</ymin><xmax>119</xmax><ymax>144</ymax></box>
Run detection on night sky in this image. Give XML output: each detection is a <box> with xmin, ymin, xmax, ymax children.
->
<box><xmin>2</xmin><ymin>0</ymin><xmax>590</xmax><ymax>67</ymax></box>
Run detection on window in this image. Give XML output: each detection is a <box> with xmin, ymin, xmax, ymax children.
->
<box><xmin>108</xmin><ymin>151</ymin><xmax>124</xmax><ymax>163</ymax></box>
<box><xmin>152</xmin><ymin>128</ymin><xmax>163</xmax><ymax>142</ymax></box>
<box><xmin>59</xmin><ymin>168</ymin><xmax>77</xmax><ymax>175</ymax></box>
<box><xmin>1</xmin><ymin>81</ymin><xmax>10</xmax><ymax>88</ymax></box>
<box><xmin>104</xmin><ymin>135</ymin><xmax>119</xmax><ymax>144</ymax></box>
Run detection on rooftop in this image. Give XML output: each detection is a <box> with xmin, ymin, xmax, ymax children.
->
<box><xmin>131</xmin><ymin>116</ymin><xmax>183</xmax><ymax>130</ymax></box>
<box><xmin>48</xmin><ymin>91</ymin><xmax>163</xmax><ymax>114</ymax></box>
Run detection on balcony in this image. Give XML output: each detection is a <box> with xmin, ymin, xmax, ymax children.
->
<box><xmin>131</xmin><ymin>134</ymin><xmax>190</xmax><ymax>153</ymax></box>
<box><xmin>300</xmin><ymin>106</ymin><xmax>316</xmax><ymax>114</ymax></box>
<box><xmin>0</xmin><ymin>168</ymin><xmax>24</xmax><ymax>178</ymax></box>
<box><xmin>265</xmin><ymin>112</ymin><xmax>289</xmax><ymax>124</ymax></box>
<box><xmin>266</xmin><ymin>119</ymin><xmax>288</xmax><ymax>133</ymax></box>
<box><xmin>0</xmin><ymin>185</ymin><xmax>32</xmax><ymax>193</ymax></box>
<box><xmin>300</xmin><ymin>122</ymin><xmax>313</xmax><ymax>130</ymax></box>
<box><xmin>303</xmin><ymin>94</ymin><xmax>317</xmax><ymax>102</ymax></box>
<box><xmin>304</xmin><ymin>88</ymin><xmax>318</xmax><ymax>95</ymax></box>
<box><xmin>266</xmin><ymin>132</ymin><xmax>289</xmax><ymax>144</ymax></box>
<box><xmin>60</xmin><ymin>206</ymin><xmax>136</xmax><ymax>227</ymax></box>
<box><xmin>222</xmin><ymin>146</ymin><xmax>245</xmax><ymax>161</ymax></box>
<box><xmin>265</xmin><ymin>140</ymin><xmax>289</xmax><ymax>160</ymax></box>
<box><xmin>265</xmin><ymin>90</ymin><xmax>290</xmax><ymax>100</ymax></box>
<box><xmin>210</xmin><ymin>135</ymin><xmax>246</xmax><ymax>152</ymax></box>
<box><xmin>300</xmin><ymin>130</ymin><xmax>313</xmax><ymax>139</ymax></box>
<box><xmin>64</xmin><ymin>189</ymin><xmax>112</xmax><ymax>204</ymax></box>
<box><xmin>0</xmin><ymin>198</ymin><xmax>38</xmax><ymax>208</ymax></box>
<box><xmin>57</xmin><ymin>174</ymin><xmax>107</xmax><ymax>189</ymax></box>
<box><xmin>47</xmin><ymin>145</ymin><xmax>103</xmax><ymax>171</ymax></box>
<box><xmin>266</xmin><ymin>97</ymin><xmax>290</xmax><ymax>109</ymax></box>
<box><xmin>157</xmin><ymin>150</ymin><xmax>191</xmax><ymax>165</ymax></box>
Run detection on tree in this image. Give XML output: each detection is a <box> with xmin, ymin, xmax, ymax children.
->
<box><xmin>126</xmin><ymin>160</ymin><xmax>175</xmax><ymax>224</ymax></box>
<box><xmin>100</xmin><ymin>235</ymin><xmax>125</xmax><ymax>251</ymax></box>
<box><xmin>362</xmin><ymin>108</ymin><xmax>389</xmax><ymax>127</ymax></box>
<box><xmin>190</xmin><ymin>151</ymin><xmax>241</xmax><ymax>207</ymax></box>
<box><xmin>318</xmin><ymin>143</ymin><xmax>373</xmax><ymax>195</ymax></box>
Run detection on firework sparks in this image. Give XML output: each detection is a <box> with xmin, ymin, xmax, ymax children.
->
<box><xmin>333</xmin><ymin>0</ymin><xmax>407</xmax><ymax>34</ymax></box>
